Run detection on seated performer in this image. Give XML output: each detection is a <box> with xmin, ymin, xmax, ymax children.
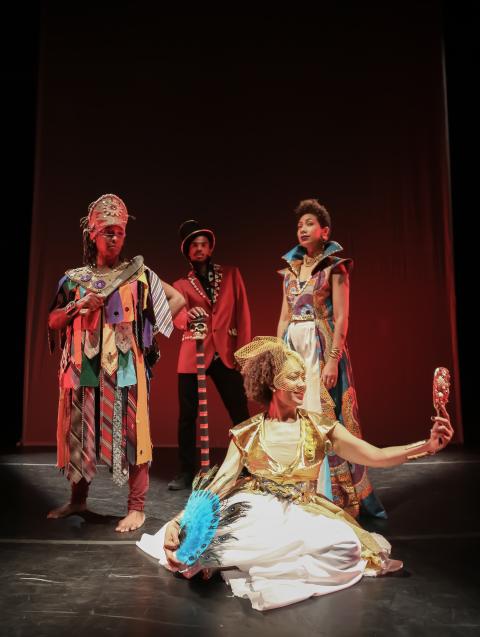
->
<box><xmin>47</xmin><ymin>193</ymin><xmax>185</xmax><ymax>532</ymax></box>
<box><xmin>137</xmin><ymin>337</ymin><xmax>453</xmax><ymax>610</ymax></box>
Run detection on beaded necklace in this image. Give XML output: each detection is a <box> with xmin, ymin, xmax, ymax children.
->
<box><xmin>188</xmin><ymin>264</ymin><xmax>223</xmax><ymax>305</ymax></box>
<box><xmin>292</xmin><ymin>276</ymin><xmax>312</xmax><ymax>297</ymax></box>
<box><xmin>292</xmin><ymin>252</ymin><xmax>323</xmax><ymax>296</ymax></box>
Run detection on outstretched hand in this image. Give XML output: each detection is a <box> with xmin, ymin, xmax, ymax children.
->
<box><xmin>428</xmin><ymin>406</ymin><xmax>454</xmax><ymax>453</ymax></box>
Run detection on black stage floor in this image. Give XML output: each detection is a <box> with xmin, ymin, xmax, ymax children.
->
<box><xmin>1</xmin><ymin>446</ymin><xmax>479</xmax><ymax>637</ymax></box>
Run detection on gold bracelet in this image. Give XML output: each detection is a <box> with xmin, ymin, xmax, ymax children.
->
<box><xmin>64</xmin><ymin>300</ymin><xmax>79</xmax><ymax>316</ymax></box>
<box><xmin>405</xmin><ymin>440</ymin><xmax>434</xmax><ymax>460</ymax></box>
<box><xmin>329</xmin><ymin>347</ymin><xmax>342</xmax><ymax>361</ymax></box>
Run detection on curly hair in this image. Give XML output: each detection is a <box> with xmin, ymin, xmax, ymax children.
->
<box><xmin>294</xmin><ymin>198</ymin><xmax>331</xmax><ymax>231</ymax></box>
<box><xmin>241</xmin><ymin>350</ymin><xmax>276</xmax><ymax>406</ymax></box>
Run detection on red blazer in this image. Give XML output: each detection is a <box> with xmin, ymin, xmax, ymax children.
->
<box><xmin>173</xmin><ymin>264</ymin><xmax>251</xmax><ymax>373</ymax></box>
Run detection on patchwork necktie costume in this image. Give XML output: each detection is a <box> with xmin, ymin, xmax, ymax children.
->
<box><xmin>49</xmin><ymin>194</ymin><xmax>173</xmax><ymax>485</ymax></box>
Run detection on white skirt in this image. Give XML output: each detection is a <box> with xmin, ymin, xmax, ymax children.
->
<box><xmin>285</xmin><ymin>321</ymin><xmax>322</xmax><ymax>413</ymax></box>
<box><xmin>137</xmin><ymin>492</ymin><xmax>367</xmax><ymax>611</ymax></box>
<box><xmin>285</xmin><ymin>321</ymin><xmax>332</xmax><ymax>496</ymax></box>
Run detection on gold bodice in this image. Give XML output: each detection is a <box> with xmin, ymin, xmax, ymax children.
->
<box><xmin>229</xmin><ymin>409</ymin><xmax>388</xmax><ymax>573</ymax></box>
<box><xmin>230</xmin><ymin>409</ymin><xmax>337</xmax><ymax>486</ymax></box>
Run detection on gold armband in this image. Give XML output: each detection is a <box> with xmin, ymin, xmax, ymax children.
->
<box><xmin>405</xmin><ymin>440</ymin><xmax>433</xmax><ymax>461</ymax></box>
<box><xmin>64</xmin><ymin>300</ymin><xmax>79</xmax><ymax>316</ymax></box>
<box><xmin>329</xmin><ymin>347</ymin><xmax>342</xmax><ymax>361</ymax></box>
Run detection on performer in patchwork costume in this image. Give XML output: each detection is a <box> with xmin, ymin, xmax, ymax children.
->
<box><xmin>47</xmin><ymin>193</ymin><xmax>185</xmax><ymax>532</ymax></box>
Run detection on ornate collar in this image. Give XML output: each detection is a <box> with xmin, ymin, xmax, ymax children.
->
<box><xmin>281</xmin><ymin>241</ymin><xmax>344</xmax><ymax>278</ymax></box>
<box><xmin>187</xmin><ymin>263</ymin><xmax>223</xmax><ymax>305</ymax></box>
<box><xmin>66</xmin><ymin>257</ymin><xmax>144</xmax><ymax>293</ymax></box>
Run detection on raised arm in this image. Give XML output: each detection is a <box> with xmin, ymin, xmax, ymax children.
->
<box><xmin>329</xmin><ymin>408</ymin><xmax>453</xmax><ymax>468</ymax></box>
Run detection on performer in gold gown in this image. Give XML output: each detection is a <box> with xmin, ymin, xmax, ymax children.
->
<box><xmin>137</xmin><ymin>337</ymin><xmax>453</xmax><ymax>611</ymax></box>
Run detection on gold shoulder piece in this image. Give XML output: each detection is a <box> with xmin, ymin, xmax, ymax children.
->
<box><xmin>230</xmin><ymin>413</ymin><xmax>263</xmax><ymax>455</ymax></box>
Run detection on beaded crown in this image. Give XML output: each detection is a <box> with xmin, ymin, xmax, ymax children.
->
<box><xmin>83</xmin><ymin>193</ymin><xmax>129</xmax><ymax>238</ymax></box>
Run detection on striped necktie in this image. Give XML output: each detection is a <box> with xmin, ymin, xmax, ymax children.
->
<box><xmin>100</xmin><ymin>371</ymin><xmax>115</xmax><ymax>467</ymax></box>
<box><xmin>81</xmin><ymin>386</ymin><xmax>96</xmax><ymax>482</ymax></box>
<box><xmin>66</xmin><ymin>364</ymin><xmax>83</xmax><ymax>484</ymax></box>
<box><xmin>148</xmin><ymin>270</ymin><xmax>173</xmax><ymax>337</ymax></box>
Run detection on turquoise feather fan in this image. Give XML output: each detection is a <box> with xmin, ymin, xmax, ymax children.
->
<box><xmin>177</xmin><ymin>490</ymin><xmax>221</xmax><ymax>566</ymax></box>
<box><xmin>176</xmin><ymin>466</ymin><xmax>251</xmax><ymax>568</ymax></box>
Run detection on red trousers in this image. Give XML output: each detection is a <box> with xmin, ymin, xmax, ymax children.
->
<box><xmin>71</xmin><ymin>463</ymin><xmax>149</xmax><ymax>511</ymax></box>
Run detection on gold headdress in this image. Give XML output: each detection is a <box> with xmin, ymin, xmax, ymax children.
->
<box><xmin>81</xmin><ymin>193</ymin><xmax>130</xmax><ymax>239</ymax></box>
<box><xmin>234</xmin><ymin>336</ymin><xmax>305</xmax><ymax>391</ymax></box>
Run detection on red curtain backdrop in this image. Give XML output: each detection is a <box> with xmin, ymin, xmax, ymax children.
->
<box><xmin>23</xmin><ymin>6</ymin><xmax>462</xmax><ymax>448</ymax></box>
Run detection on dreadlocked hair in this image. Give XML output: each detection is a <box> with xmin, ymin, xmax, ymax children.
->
<box><xmin>83</xmin><ymin>231</ymin><xmax>98</xmax><ymax>267</ymax></box>
<box><xmin>81</xmin><ymin>231</ymin><xmax>128</xmax><ymax>267</ymax></box>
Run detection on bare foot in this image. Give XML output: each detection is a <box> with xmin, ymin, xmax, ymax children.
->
<box><xmin>115</xmin><ymin>510</ymin><xmax>145</xmax><ymax>533</ymax></box>
<box><xmin>384</xmin><ymin>558</ymin><xmax>404</xmax><ymax>574</ymax></box>
<box><xmin>47</xmin><ymin>501</ymin><xmax>87</xmax><ymax>519</ymax></box>
<box><xmin>202</xmin><ymin>568</ymin><xmax>217</xmax><ymax>580</ymax></box>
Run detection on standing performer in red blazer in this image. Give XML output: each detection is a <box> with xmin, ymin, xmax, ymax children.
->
<box><xmin>168</xmin><ymin>220</ymin><xmax>252</xmax><ymax>490</ymax></box>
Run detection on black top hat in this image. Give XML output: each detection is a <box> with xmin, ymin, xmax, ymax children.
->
<box><xmin>179</xmin><ymin>219</ymin><xmax>216</xmax><ymax>257</ymax></box>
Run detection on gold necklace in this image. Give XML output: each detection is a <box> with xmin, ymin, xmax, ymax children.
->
<box><xmin>93</xmin><ymin>260</ymin><xmax>128</xmax><ymax>274</ymax></box>
<box><xmin>73</xmin><ymin>261</ymin><xmax>130</xmax><ymax>290</ymax></box>
<box><xmin>303</xmin><ymin>251</ymin><xmax>323</xmax><ymax>267</ymax></box>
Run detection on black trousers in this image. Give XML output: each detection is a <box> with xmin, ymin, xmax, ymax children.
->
<box><xmin>177</xmin><ymin>357</ymin><xmax>250</xmax><ymax>474</ymax></box>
